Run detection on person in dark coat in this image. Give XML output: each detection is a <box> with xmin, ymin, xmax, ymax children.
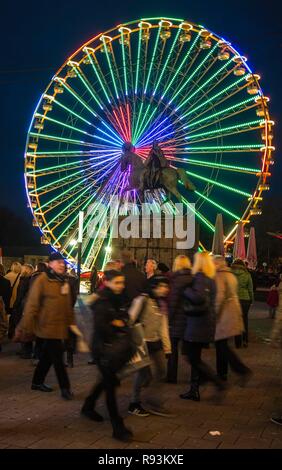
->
<box><xmin>0</xmin><ymin>264</ymin><xmax>11</xmax><ymax>351</ymax></box>
<box><xmin>90</xmin><ymin>266</ymin><xmax>98</xmax><ymax>294</ymax></box>
<box><xmin>10</xmin><ymin>264</ymin><xmax>34</xmax><ymax>357</ymax></box>
<box><xmin>167</xmin><ymin>255</ymin><xmax>193</xmax><ymax>383</ymax></box>
<box><xmin>81</xmin><ymin>270</ymin><xmax>135</xmax><ymax>442</ymax></box>
<box><xmin>121</xmin><ymin>250</ymin><xmax>147</xmax><ymax>303</ymax></box>
<box><xmin>180</xmin><ymin>252</ymin><xmax>226</xmax><ymax>402</ymax></box>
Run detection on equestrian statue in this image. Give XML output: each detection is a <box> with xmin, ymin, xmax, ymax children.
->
<box><xmin>120</xmin><ymin>141</ymin><xmax>195</xmax><ymax>202</ymax></box>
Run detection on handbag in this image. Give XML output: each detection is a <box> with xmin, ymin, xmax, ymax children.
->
<box><xmin>100</xmin><ymin>327</ymin><xmax>137</xmax><ymax>373</ymax></box>
<box><xmin>117</xmin><ymin>323</ymin><xmax>151</xmax><ymax>379</ymax></box>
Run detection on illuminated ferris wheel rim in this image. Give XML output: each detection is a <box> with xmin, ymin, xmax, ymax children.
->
<box><xmin>24</xmin><ymin>16</ymin><xmax>274</xmax><ymax>268</ymax></box>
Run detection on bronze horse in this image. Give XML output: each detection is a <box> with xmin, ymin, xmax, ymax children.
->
<box><xmin>120</xmin><ymin>142</ymin><xmax>195</xmax><ymax>202</ymax></box>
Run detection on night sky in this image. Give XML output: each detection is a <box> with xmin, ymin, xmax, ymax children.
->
<box><xmin>1</xmin><ymin>0</ymin><xmax>281</xmax><ymax>244</ymax></box>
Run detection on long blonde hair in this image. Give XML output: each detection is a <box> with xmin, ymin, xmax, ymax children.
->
<box><xmin>173</xmin><ymin>255</ymin><xmax>191</xmax><ymax>272</ymax></box>
<box><xmin>21</xmin><ymin>264</ymin><xmax>34</xmax><ymax>278</ymax></box>
<box><xmin>10</xmin><ymin>262</ymin><xmax>22</xmax><ymax>274</ymax></box>
<box><xmin>192</xmin><ymin>252</ymin><xmax>216</xmax><ymax>279</ymax></box>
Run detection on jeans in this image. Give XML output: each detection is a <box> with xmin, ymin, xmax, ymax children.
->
<box><xmin>131</xmin><ymin>348</ymin><xmax>167</xmax><ymax>408</ymax></box>
<box><xmin>83</xmin><ymin>363</ymin><xmax>121</xmax><ymax>425</ymax></box>
<box><xmin>215</xmin><ymin>339</ymin><xmax>250</xmax><ymax>378</ymax></box>
<box><xmin>167</xmin><ymin>337</ymin><xmax>181</xmax><ymax>383</ymax></box>
<box><xmin>32</xmin><ymin>339</ymin><xmax>70</xmax><ymax>390</ymax></box>
<box><xmin>184</xmin><ymin>341</ymin><xmax>222</xmax><ymax>390</ymax></box>
<box><xmin>235</xmin><ymin>300</ymin><xmax>251</xmax><ymax>347</ymax></box>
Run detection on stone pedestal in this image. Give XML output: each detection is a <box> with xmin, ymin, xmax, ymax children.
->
<box><xmin>111</xmin><ymin>215</ymin><xmax>199</xmax><ymax>269</ymax></box>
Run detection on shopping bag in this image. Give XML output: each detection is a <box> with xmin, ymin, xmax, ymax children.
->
<box><xmin>117</xmin><ymin>323</ymin><xmax>151</xmax><ymax>379</ymax></box>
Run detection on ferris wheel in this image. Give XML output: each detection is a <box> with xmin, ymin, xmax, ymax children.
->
<box><xmin>24</xmin><ymin>17</ymin><xmax>274</xmax><ymax>270</ymax></box>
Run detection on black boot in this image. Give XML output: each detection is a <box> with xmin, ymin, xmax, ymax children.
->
<box><xmin>179</xmin><ymin>384</ymin><xmax>200</xmax><ymax>401</ymax></box>
<box><xmin>112</xmin><ymin>418</ymin><xmax>133</xmax><ymax>442</ymax></box>
<box><xmin>81</xmin><ymin>405</ymin><xmax>104</xmax><ymax>422</ymax></box>
<box><xmin>67</xmin><ymin>351</ymin><xmax>74</xmax><ymax>368</ymax></box>
<box><xmin>61</xmin><ymin>388</ymin><xmax>74</xmax><ymax>400</ymax></box>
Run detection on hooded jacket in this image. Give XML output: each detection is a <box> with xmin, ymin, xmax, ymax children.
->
<box><xmin>231</xmin><ymin>264</ymin><xmax>254</xmax><ymax>302</ymax></box>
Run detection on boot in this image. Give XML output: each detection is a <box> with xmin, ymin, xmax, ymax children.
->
<box><xmin>61</xmin><ymin>389</ymin><xmax>74</xmax><ymax>400</ymax></box>
<box><xmin>179</xmin><ymin>384</ymin><xmax>200</xmax><ymax>401</ymax></box>
<box><xmin>67</xmin><ymin>351</ymin><xmax>74</xmax><ymax>368</ymax></box>
<box><xmin>81</xmin><ymin>405</ymin><xmax>104</xmax><ymax>422</ymax></box>
<box><xmin>112</xmin><ymin>417</ymin><xmax>133</xmax><ymax>442</ymax></box>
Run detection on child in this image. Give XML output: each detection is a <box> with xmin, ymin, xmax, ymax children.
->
<box><xmin>267</xmin><ymin>284</ymin><xmax>279</xmax><ymax>319</ymax></box>
<box><xmin>128</xmin><ymin>275</ymin><xmax>174</xmax><ymax>418</ymax></box>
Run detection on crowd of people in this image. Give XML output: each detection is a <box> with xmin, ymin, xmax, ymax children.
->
<box><xmin>0</xmin><ymin>249</ymin><xmax>282</xmax><ymax>442</ymax></box>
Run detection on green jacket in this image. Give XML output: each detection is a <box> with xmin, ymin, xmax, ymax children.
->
<box><xmin>232</xmin><ymin>266</ymin><xmax>254</xmax><ymax>302</ymax></box>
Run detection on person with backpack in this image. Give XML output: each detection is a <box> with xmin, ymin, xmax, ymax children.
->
<box><xmin>81</xmin><ymin>270</ymin><xmax>136</xmax><ymax>442</ymax></box>
<box><xmin>180</xmin><ymin>252</ymin><xmax>226</xmax><ymax>402</ymax></box>
<box><xmin>167</xmin><ymin>255</ymin><xmax>193</xmax><ymax>383</ymax></box>
<box><xmin>127</xmin><ymin>275</ymin><xmax>173</xmax><ymax>418</ymax></box>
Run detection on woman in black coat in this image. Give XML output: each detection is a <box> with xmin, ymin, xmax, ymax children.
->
<box><xmin>81</xmin><ymin>270</ymin><xmax>135</xmax><ymax>443</ymax></box>
<box><xmin>167</xmin><ymin>255</ymin><xmax>193</xmax><ymax>383</ymax></box>
<box><xmin>9</xmin><ymin>264</ymin><xmax>34</xmax><ymax>357</ymax></box>
<box><xmin>180</xmin><ymin>252</ymin><xmax>226</xmax><ymax>402</ymax></box>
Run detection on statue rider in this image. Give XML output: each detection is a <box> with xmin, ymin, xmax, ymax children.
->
<box><xmin>144</xmin><ymin>141</ymin><xmax>170</xmax><ymax>189</ymax></box>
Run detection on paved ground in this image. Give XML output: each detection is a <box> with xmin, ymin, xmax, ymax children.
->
<box><xmin>0</xmin><ymin>301</ymin><xmax>282</xmax><ymax>449</ymax></box>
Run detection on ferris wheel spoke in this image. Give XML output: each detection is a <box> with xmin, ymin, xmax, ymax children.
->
<box><xmin>183</xmin><ymin>62</ymin><xmax>242</xmax><ymax>112</ymax></box>
<box><xmin>173</xmin><ymin>58</ymin><xmax>233</xmax><ymax>113</ymax></box>
<box><xmin>188</xmin><ymin>99</ymin><xmax>258</xmax><ymax>131</ymax></box>
<box><xmin>53</xmin><ymin>165</ymin><xmax>120</xmax><ymax>248</ymax></box>
<box><xmin>185</xmin><ymin>169</ymin><xmax>252</xmax><ymax>197</ymax></box>
<box><xmin>82</xmin><ymin>170</ymin><xmax>126</xmax><ymax>265</ymax></box>
<box><xmin>35</xmin><ymin>113</ymin><xmax>94</xmax><ymax>138</ymax></box>
<box><xmin>42</xmin><ymin>182</ymin><xmax>97</xmax><ymax>231</ymax></box>
<box><xmin>33</xmin><ymin>162</ymin><xmax>118</xmax><ymax>213</ymax></box>
<box><xmin>184</xmin><ymin>144</ymin><xmax>261</xmax><ymax>153</ymax></box>
<box><xmin>172</xmin><ymin>157</ymin><xmax>260</xmax><ymax>174</ymax></box>
<box><xmin>182</xmin><ymin>76</ymin><xmax>250</xmax><ymax>121</ymax></box>
<box><xmin>83</xmin><ymin>48</ymin><xmax>112</xmax><ymax>105</ymax></box>
<box><xmin>31</xmin><ymin>159</ymin><xmax>116</xmax><ymax>198</ymax></box>
<box><xmin>186</xmin><ymin>120</ymin><xmax>263</xmax><ymax>143</ymax></box>
<box><xmin>29</xmin><ymin>132</ymin><xmax>94</xmax><ymax>147</ymax></box>
<box><xmin>194</xmin><ymin>190</ymin><xmax>240</xmax><ymax>220</ymax></box>
<box><xmin>161</xmin><ymin>32</ymin><xmax>201</xmax><ymax>101</ymax></box>
<box><xmin>58</xmin><ymin>79</ymin><xmax>121</xmax><ymax>138</ymax></box>
<box><xmin>134</xmin><ymin>33</ymin><xmax>201</xmax><ymax>143</ymax></box>
<box><xmin>28</xmin><ymin>152</ymin><xmax>120</xmax><ymax>178</ymax></box>
<box><xmin>132</xmin><ymin>27</ymin><xmax>161</xmax><ymax>142</ymax></box>
<box><xmin>182</xmin><ymin>196</ymin><xmax>215</xmax><ymax>232</ymax></box>
<box><xmin>152</xmin><ymin>28</ymin><xmax>181</xmax><ymax>96</ymax></box>
<box><xmin>46</xmin><ymin>96</ymin><xmax>94</xmax><ymax>127</ymax></box>
<box><xmin>101</xmin><ymin>37</ymin><xmax>121</xmax><ymax>101</ymax></box>
<box><xmin>169</xmin><ymin>44</ymin><xmax>218</xmax><ymax>112</ymax></box>
<box><xmin>37</xmin><ymin>179</ymin><xmax>96</xmax><ymax>215</ymax></box>
<box><xmin>73</xmin><ymin>65</ymin><xmax>105</xmax><ymax>110</ymax></box>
